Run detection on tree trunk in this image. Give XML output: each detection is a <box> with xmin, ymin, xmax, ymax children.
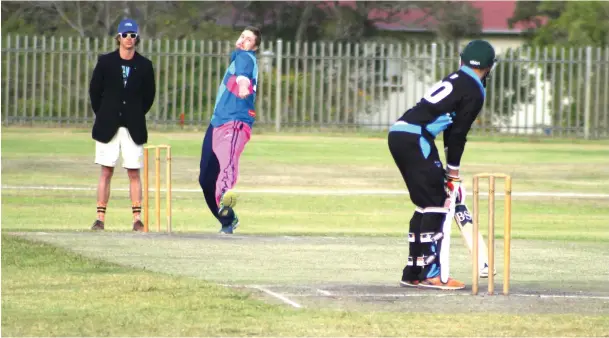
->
<box><xmin>295</xmin><ymin>4</ymin><xmax>314</xmax><ymax>42</ymax></box>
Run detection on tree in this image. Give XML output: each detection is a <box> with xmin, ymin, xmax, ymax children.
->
<box><xmin>319</xmin><ymin>1</ymin><xmax>418</xmax><ymax>42</ymax></box>
<box><xmin>225</xmin><ymin>1</ymin><xmax>326</xmax><ymax>42</ymax></box>
<box><xmin>1</xmin><ymin>1</ymin><xmax>232</xmax><ymax>39</ymax></box>
<box><xmin>507</xmin><ymin>1</ymin><xmax>564</xmax><ymax>32</ymax></box>
<box><xmin>533</xmin><ymin>2</ymin><xmax>609</xmax><ymax>48</ymax></box>
<box><xmin>509</xmin><ymin>1</ymin><xmax>609</xmax><ymax>137</ymax></box>
<box><xmin>412</xmin><ymin>1</ymin><xmax>482</xmax><ymax>43</ymax></box>
<box><xmin>483</xmin><ymin>48</ymin><xmax>538</xmax><ymax>129</ymax></box>
<box><xmin>510</xmin><ymin>1</ymin><xmax>609</xmax><ymax>48</ymax></box>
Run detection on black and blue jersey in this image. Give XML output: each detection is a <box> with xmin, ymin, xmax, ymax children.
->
<box><xmin>390</xmin><ymin>66</ymin><xmax>485</xmax><ymax>169</ymax></box>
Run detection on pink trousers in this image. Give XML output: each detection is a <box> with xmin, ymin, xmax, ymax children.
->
<box><xmin>199</xmin><ymin>121</ymin><xmax>251</xmax><ymax>219</ymax></box>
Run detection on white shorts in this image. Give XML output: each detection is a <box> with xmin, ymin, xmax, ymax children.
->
<box><xmin>95</xmin><ymin>127</ymin><xmax>143</xmax><ymax>169</ymax></box>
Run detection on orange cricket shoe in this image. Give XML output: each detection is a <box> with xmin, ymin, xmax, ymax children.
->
<box><xmin>418</xmin><ymin>276</ymin><xmax>465</xmax><ymax>290</ymax></box>
<box><xmin>399</xmin><ymin>280</ymin><xmax>420</xmax><ymax>288</ymax></box>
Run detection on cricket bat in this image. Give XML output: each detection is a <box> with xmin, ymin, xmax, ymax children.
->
<box><xmin>439</xmin><ymin>188</ymin><xmax>457</xmax><ymax>284</ymax></box>
<box><xmin>454</xmin><ymin>202</ymin><xmax>491</xmax><ymax>276</ymax></box>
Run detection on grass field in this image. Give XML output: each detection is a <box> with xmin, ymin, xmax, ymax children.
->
<box><xmin>5</xmin><ymin>235</ymin><xmax>608</xmax><ymax>337</ymax></box>
<box><xmin>2</xmin><ymin>127</ymin><xmax>609</xmax><ymax>336</ymax></box>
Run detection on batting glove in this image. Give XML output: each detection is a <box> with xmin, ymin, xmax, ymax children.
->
<box><xmin>444</xmin><ymin>176</ymin><xmax>460</xmax><ymax>196</ymax></box>
<box><xmin>444</xmin><ymin>170</ymin><xmax>462</xmax><ymax>200</ymax></box>
<box><xmin>455</xmin><ymin>182</ymin><xmax>467</xmax><ymax>204</ymax></box>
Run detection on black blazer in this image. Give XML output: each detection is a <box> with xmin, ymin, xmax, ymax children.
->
<box><xmin>89</xmin><ymin>50</ymin><xmax>156</xmax><ymax>145</ymax></box>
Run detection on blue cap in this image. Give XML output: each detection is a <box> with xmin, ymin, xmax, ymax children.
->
<box><xmin>118</xmin><ymin>19</ymin><xmax>139</xmax><ymax>34</ymax></box>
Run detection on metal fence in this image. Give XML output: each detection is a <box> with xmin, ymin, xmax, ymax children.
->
<box><xmin>2</xmin><ymin>34</ymin><xmax>609</xmax><ymax>138</ymax></box>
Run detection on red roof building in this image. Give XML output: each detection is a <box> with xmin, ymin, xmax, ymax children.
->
<box><xmin>364</xmin><ymin>0</ymin><xmax>544</xmax><ymax>35</ymax></box>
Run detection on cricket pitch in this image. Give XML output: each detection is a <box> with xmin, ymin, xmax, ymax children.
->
<box><xmin>11</xmin><ymin>231</ymin><xmax>609</xmax><ymax>315</ymax></box>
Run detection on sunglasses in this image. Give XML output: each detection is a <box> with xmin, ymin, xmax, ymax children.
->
<box><xmin>120</xmin><ymin>33</ymin><xmax>138</xmax><ymax>39</ymax></box>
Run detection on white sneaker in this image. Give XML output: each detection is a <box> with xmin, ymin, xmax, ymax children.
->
<box><xmin>479</xmin><ymin>263</ymin><xmax>497</xmax><ymax>278</ymax></box>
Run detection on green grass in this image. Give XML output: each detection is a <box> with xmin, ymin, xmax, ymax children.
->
<box><xmin>3</xmin><ymin>234</ymin><xmax>608</xmax><ymax>337</ymax></box>
<box><xmin>14</xmin><ymin>231</ymin><xmax>609</xmax><ymax>294</ymax></box>
<box><xmin>2</xmin><ymin>127</ymin><xmax>609</xmax><ymax>336</ymax></box>
<box><xmin>3</xmin><ymin>128</ymin><xmax>608</xmax><ymax>194</ymax></box>
<box><xmin>2</xmin><ymin>191</ymin><xmax>608</xmax><ymax>241</ymax></box>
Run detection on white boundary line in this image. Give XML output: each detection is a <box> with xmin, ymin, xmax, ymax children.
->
<box><xmin>251</xmin><ymin>286</ymin><xmax>303</xmax><ymax>308</ymax></box>
<box><xmin>3</xmin><ymin>185</ymin><xmax>609</xmax><ymax>199</ymax></box>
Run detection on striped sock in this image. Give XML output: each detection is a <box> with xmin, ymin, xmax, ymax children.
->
<box><xmin>96</xmin><ymin>204</ymin><xmax>107</xmax><ymax>222</ymax></box>
<box><xmin>132</xmin><ymin>202</ymin><xmax>142</xmax><ymax>222</ymax></box>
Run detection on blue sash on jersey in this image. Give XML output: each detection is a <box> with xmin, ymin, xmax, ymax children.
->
<box><xmin>389</xmin><ymin>121</ymin><xmax>421</xmax><ymax>134</ymax></box>
<box><xmin>389</xmin><ymin>121</ymin><xmax>432</xmax><ymax>159</ymax></box>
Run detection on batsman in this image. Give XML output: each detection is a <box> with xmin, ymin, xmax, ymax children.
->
<box><xmin>387</xmin><ymin>40</ymin><xmax>496</xmax><ymax>290</ymax></box>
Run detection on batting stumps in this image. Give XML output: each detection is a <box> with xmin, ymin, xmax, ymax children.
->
<box><xmin>143</xmin><ymin>144</ymin><xmax>172</xmax><ymax>233</ymax></box>
<box><xmin>472</xmin><ymin>173</ymin><xmax>512</xmax><ymax>296</ymax></box>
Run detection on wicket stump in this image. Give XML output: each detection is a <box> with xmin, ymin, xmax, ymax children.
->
<box><xmin>143</xmin><ymin>145</ymin><xmax>172</xmax><ymax>233</ymax></box>
<box><xmin>472</xmin><ymin>173</ymin><xmax>512</xmax><ymax>295</ymax></box>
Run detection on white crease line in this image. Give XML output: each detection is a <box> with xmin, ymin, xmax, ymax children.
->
<box><xmin>251</xmin><ymin>286</ymin><xmax>303</xmax><ymax>308</ymax></box>
<box><xmin>3</xmin><ymin>185</ymin><xmax>609</xmax><ymax>198</ymax></box>
<box><xmin>218</xmin><ymin>284</ymin><xmax>609</xmax><ymax>301</ymax></box>
<box><xmin>319</xmin><ymin>293</ymin><xmax>609</xmax><ymax>300</ymax></box>
<box><xmin>512</xmin><ymin>293</ymin><xmax>609</xmax><ymax>300</ymax></box>
<box><xmin>283</xmin><ymin>293</ymin><xmax>466</xmax><ymax>298</ymax></box>
<box><xmin>232</xmin><ymin>291</ymin><xmax>609</xmax><ymax>301</ymax></box>
<box><xmin>316</xmin><ymin>289</ymin><xmax>333</xmax><ymax>296</ymax></box>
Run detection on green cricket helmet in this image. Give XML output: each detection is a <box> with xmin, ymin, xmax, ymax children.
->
<box><xmin>460</xmin><ymin>39</ymin><xmax>496</xmax><ymax>69</ymax></box>
<box><xmin>460</xmin><ymin>39</ymin><xmax>497</xmax><ymax>87</ymax></box>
